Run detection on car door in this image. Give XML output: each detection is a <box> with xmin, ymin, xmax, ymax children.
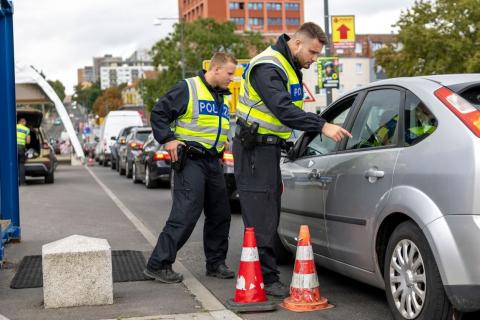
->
<box><xmin>280</xmin><ymin>94</ymin><xmax>358</xmax><ymax>256</ymax></box>
<box><xmin>324</xmin><ymin>87</ymin><xmax>403</xmax><ymax>271</ymax></box>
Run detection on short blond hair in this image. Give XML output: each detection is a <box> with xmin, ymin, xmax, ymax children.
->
<box><xmin>209</xmin><ymin>52</ymin><xmax>237</xmax><ymax>70</ymax></box>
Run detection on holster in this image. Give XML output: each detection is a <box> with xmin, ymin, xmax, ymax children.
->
<box><xmin>171</xmin><ymin>144</ymin><xmax>187</xmax><ymax>172</ymax></box>
<box><xmin>237</xmin><ymin>117</ymin><xmax>259</xmax><ymax>150</ymax></box>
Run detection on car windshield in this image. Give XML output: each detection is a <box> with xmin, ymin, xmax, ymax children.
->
<box><xmin>458</xmin><ymin>85</ymin><xmax>480</xmax><ymax>110</ymax></box>
<box><xmin>137</xmin><ymin>131</ymin><xmax>151</xmax><ymax>142</ymax></box>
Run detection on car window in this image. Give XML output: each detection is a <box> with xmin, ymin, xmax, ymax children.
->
<box><xmin>126</xmin><ymin>132</ymin><xmax>134</xmax><ymax>141</ymax></box>
<box><xmin>458</xmin><ymin>85</ymin><xmax>480</xmax><ymax>109</ymax></box>
<box><xmin>404</xmin><ymin>91</ymin><xmax>438</xmax><ymax>146</ymax></box>
<box><xmin>136</xmin><ymin>131</ymin><xmax>151</xmax><ymax>142</ymax></box>
<box><xmin>346</xmin><ymin>89</ymin><xmax>401</xmax><ymax>150</ymax></box>
<box><xmin>297</xmin><ymin>95</ymin><xmax>355</xmax><ymax>158</ymax></box>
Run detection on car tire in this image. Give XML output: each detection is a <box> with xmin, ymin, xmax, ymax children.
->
<box><xmin>384</xmin><ymin>221</ymin><xmax>454</xmax><ymax>320</ymax></box>
<box><xmin>116</xmin><ymin>159</ymin><xmax>120</xmax><ymax>172</ymax></box>
<box><xmin>145</xmin><ymin>165</ymin><xmax>158</xmax><ymax>189</ymax></box>
<box><xmin>103</xmin><ymin>158</ymin><xmax>109</xmax><ymax>167</ymax></box>
<box><xmin>132</xmin><ymin>163</ymin><xmax>141</xmax><ymax>183</ymax></box>
<box><xmin>119</xmin><ymin>159</ymin><xmax>125</xmax><ymax>176</ymax></box>
<box><xmin>111</xmin><ymin>157</ymin><xmax>116</xmax><ymax>170</ymax></box>
<box><xmin>126</xmin><ymin>161</ymin><xmax>132</xmax><ymax>178</ymax></box>
<box><xmin>44</xmin><ymin>170</ymin><xmax>54</xmax><ymax>184</ymax></box>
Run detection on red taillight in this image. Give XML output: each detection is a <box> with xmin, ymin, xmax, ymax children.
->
<box><xmin>129</xmin><ymin>141</ymin><xmax>143</xmax><ymax>149</ymax></box>
<box><xmin>153</xmin><ymin>151</ymin><xmax>171</xmax><ymax>161</ymax></box>
<box><xmin>42</xmin><ymin>143</ymin><xmax>50</xmax><ymax>150</ymax></box>
<box><xmin>222</xmin><ymin>151</ymin><xmax>234</xmax><ymax>167</ymax></box>
<box><xmin>435</xmin><ymin>86</ymin><xmax>480</xmax><ymax>137</ymax></box>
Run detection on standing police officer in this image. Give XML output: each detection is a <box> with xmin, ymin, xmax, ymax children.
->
<box><xmin>233</xmin><ymin>22</ymin><xmax>352</xmax><ymax>297</ymax></box>
<box><xmin>144</xmin><ymin>52</ymin><xmax>237</xmax><ymax>283</ymax></box>
<box><xmin>17</xmin><ymin>117</ymin><xmax>30</xmax><ymax>185</ymax></box>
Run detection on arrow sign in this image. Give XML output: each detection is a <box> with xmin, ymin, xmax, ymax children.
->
<box><xmin>337</xmin><ymin>24</ymin><xmax>350</xmax><ymax>40</ymax></box>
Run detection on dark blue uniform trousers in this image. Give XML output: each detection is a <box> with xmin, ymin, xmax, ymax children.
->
<box><xmin>147</xmin><ymin>156</ymin><xmax>231</xmax><ymax>271</ymax></box>
<box><xmin>233</xmin><ymin>139</ymin><xmax>283</xmax><ymax>285</ymax></box>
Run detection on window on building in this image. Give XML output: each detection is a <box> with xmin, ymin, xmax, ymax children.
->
<box><xmin>249</xmin><ymin>17</ymin><xmax>264</xmax><ymax>26</ymax></box>
<box><xmin>231</xmin><ymin>17</ymin><xmax>245</xmax><ymax>25</ymax></box>
<box><xmin>355</xmin><ymin>42</ymin><xmax>363</xmax><ymax>54</ymax></box>
<box><xmin>229</xmin><ymin>2</ymin><xmax>244</xmax><ymax>10</ymax></box>
<box><xmin>355</xmin><ymin>63</ymin><xmax>363</xmax><ymax>74</ymax></box>
<box><xmin>371</xmin><ymin>42</ymin><xmax>383</xmax><ymax>52</ymax></box>
<box><xmin>285</xmin><ymin>3</ymin><xmax>300</xmax><ymax>10</ymax></box>
<box><xmin>248</xmin><ymin>2</ymin><xmax>263</xmax><ymax>10</ymax></box>
<box><xmin>267</xmin><ymin>18</ymin><xmax>282</xmax><ymax>25</ymax></box>
<box><xmin>266</xmin><ymin>2</ymin><xmax>282</xmax><ymax>10</ymax></box>
<box><xmin>286</xmin><ymin>18</ymin><xmax>300</xmax><ymax>25</ymax></box>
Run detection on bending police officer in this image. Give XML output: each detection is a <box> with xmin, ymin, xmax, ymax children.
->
<box><xmin>144</xmin><ymin>52</ymin><xmax>237</xmax><ymax>283</ymax></box>
<box><xmin>17</xmin><ymin>117</ymin><xmax>31</xmax><ymax>186</ymax></box>
<box><xmin>233</xmin><ymin>22</ymin><xmax>352</xmax><ymax>297</ymax></box>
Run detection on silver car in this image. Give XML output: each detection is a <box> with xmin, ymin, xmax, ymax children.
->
<box><xmin>279</xmin><ymin>74</ymin><xmax>480</xmax><ymax>319</ymax></box>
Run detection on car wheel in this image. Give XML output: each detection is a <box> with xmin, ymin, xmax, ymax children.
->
<box><xmin>116</xmin><ymin>159</ymin><xmax>120</xmax><ymax>172</ymax></box>
<box><xmin>126</xmin><ymin>161</ymin><xmax>132</xmax><ymax>178</ymax></box>
<box><xmin>111</xmin><ymin>157</ymin><xmax>116</xmax><ymax>170</ymax></box>
<box><xmin>384</xmin><ymin>221</ymin><xmax>454</xmax><ymax>320</ymax></box>
<box><xmin>44</xmin><ymin>170</ymin><xmax>54</xmax><ymax>184</ymax></box>
<box><xmin>103</xmin><ymin>158</ymin><xmax>109</xmax><ymax>167</ymax></box>
<box><xmin>132</xmin><ymin>163</ymin><xmax>141</xmax><ymax>183</ymax></box>
<box><xmin>119</xmin><ymin>159</ymin><xmax>125</xmax><ymax>176</ymax></box>
<box><xmin>145</xmin><ymin>165</ymin><xmax>158</xmax><ymax>189</ymax></box>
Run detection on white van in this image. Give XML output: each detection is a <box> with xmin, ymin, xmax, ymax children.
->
<box><xmin>98</xmin><ymin>111</ymin><xmax>143</xmax><ymax>166</ymax></box>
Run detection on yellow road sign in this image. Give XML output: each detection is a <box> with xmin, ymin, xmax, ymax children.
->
<box><xmin>331</xmin><ymin>15</ymin><xmax>355</xmax><ymax>49</ymax></box>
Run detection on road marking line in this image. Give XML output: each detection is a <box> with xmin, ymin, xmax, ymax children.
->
<box><xmin>85</xmin><ymin>166</ymin><xmax>240</xmax><ymax>319</ymax></box>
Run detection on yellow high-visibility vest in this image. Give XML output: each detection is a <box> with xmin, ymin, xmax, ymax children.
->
<box><xmin>237</xmin><ymin>46</ymin><xmax>304</xmax><ymax>139</ymax></box>
<box><xmin>175</xmin><ymin>76</ymin><xmax>230</xmax><ymax>152</ymax></box>
<box><xmin>16</xmin><ymin>124</ymin><xmax>30</xmax><ymax>146</ymax></box>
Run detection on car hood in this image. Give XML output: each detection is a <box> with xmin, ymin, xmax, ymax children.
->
<box><xmin>17</xmin><ymin>109</ymin><xmax>43</xmax><ymax>128</ymax></box>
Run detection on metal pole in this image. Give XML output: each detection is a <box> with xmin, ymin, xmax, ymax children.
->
<box><xmin>0</xmin><ymin>0</ymin><xmax>21</xmax><ymax>243</ymax></box>
<box><xmin>324</xmin><ymin>0</ymin><xmax>332</xmax><ymax>106</ymax></box>
<box><xmin>180</xmin><ymin>19</ymin><xmax>185</xmax><ymax>79</ymax></box>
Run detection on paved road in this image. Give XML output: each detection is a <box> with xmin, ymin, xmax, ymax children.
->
<box><xmin>90</xmin><ymin>164</ymin><xmax>394</xmax><ymax>320</ymax></box>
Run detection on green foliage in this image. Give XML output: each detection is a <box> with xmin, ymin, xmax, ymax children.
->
<box><xmin>47</xmin><ymin>79</ymin><xmax>66</xmax><ymax>102</ymax></box>
<box><xmin>142</xmin><ymin>18</ymin><xmax>268</xmax><ymax>111</ymax></box>
<box><xmin>92</xmin><ymin>86</ymin><xmax>123</xmax><ymax>118</ymax></box>
<box><xmin>73</xmin><ymin>82</ymin><xmax>102</xmax><ymax>112</ymax></box>
<box><xmin>375</xmin><ymin>0</ymin><xmax>480</xmax><ymax>77</ymax></box>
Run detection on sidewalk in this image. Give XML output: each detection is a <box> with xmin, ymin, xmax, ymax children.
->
<box><xmin>0</xmin><ymin>165</ymin><xmax>240</xmax><ymax>320</ymax></box>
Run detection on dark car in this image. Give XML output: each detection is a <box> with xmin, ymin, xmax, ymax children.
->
<box><xmin>118</xmin><ymin>127</ymin><xmax>152</xmax><ymax>178</ymax></box>
<box><xmin>132</xmin><ymin>133</ymin><xmax>172</xmax><ymax>188</ymax></box>
<box><xmin>110</xmin><ymin>126</ymin><xmax>135</xmax><ymax>171</ymax></box>
<box><xmin>17</xmin><ymin>109</ymin><xmax>56</xmax><ymax>184</ymax></box>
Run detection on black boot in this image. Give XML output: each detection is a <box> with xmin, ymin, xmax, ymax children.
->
<box><xmin>144</xmin><ymin>265</ymin><xmax>183</xmax><ymax>283</ymax></box>
<box><xmin>264</xmin><ymin>281</ymin><xmax>289</xmax><ymax>298</ymax></box>
<box><xmin>206</xmin><ymin>263</ymin><xmax>235</xmax><ymax>279</ymax></box>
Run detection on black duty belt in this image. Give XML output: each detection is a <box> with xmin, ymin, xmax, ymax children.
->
<box><xmin>234</xmin><ymin>126</ymin><xmax>284</xmax><ymax>146</ymax></box>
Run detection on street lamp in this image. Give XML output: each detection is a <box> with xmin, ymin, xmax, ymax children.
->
<box><xmin>153</xmin><ymin>17</ymin><xmax>186</xmax><ymax>79</ymax></box>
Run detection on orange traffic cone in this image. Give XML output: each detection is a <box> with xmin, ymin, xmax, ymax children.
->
<box><xmin>226</xmin><ymin>227</ymin><xmax>276</xmax><ymax>312</ymax></box>
<box><xmin>281</xmin><ymin>225</ymin><xmax>334</xmax><ymax>312</ymax></box>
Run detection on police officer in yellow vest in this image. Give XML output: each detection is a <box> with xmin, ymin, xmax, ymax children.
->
<box><xmin>17</xmin><ymin>117</ymin><xmax>31</xmax><ymax>185</ymax></box>
<box><xmin>234</xmin><ymin>22</ymin><xmax>352</xmax><ymax>297</ymax></box>
<box><xmin>145</xmin><ymin>52</ymin><xmax>237</xmax><ymax>283</ymax></box>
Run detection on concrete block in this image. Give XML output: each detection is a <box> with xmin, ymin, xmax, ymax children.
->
<box><xmin>42</xmin><ymin>234</ymin><xmax>113</xmax><ymax>308</ymax></box>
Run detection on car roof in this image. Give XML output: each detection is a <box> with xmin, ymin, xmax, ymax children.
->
<box><xmin>339</xmin><ymin>74</ymin><xmax>480</xmax><ymax>98</ymax></box>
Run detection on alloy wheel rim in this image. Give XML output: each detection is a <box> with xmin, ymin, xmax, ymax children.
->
<box><xmin>389</xmin><ymin>239</ymin><xmax>426</xmax><ymax>319</ymax></box>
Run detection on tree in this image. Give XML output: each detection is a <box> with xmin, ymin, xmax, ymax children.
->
<box><xmin>73</xmin><ymin>82</ymin><xmax>102</xmax><ymax>112</ymax></box>
<box><xmin>92</xmin><ymin>86</ymin><xmax>123</xmax><ymax>118</ymax></box>
<box><xmin>141</xmin><ymin>18</ymin><xmax>268</xmax><ymax>111</ymax></box>
<box><xmin>375</xmin><ymin>0</ymin><xmax>480</xmax><ymax>77</ymax></box>
<box><xmin>47</xmin><ymin>79</ymin><xmax>66</xmax><ymax>102</ymax></box>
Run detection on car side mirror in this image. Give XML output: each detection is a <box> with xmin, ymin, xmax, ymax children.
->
<box><xmin>94</xmin><ymin>137</ymin><xmax>100</xmax><ymax>142</ymax></box>
<box><xmin>111</xmin><ymin>136</ymin><xmax>116</xmax><ymax>141</ymax></box>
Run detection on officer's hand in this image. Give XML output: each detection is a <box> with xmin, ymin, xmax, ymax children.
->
<box><xmin>322</xmin><ymin>122</ymin><xmax>352</xmax><ymax>142</ymax></box>
<box><xmin>165</xmin><ymin>140</ymin><xmax>186</xmax><ymax>162</ymax></box>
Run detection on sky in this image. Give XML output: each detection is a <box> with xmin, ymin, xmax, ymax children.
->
<box><xmin>12</xmin><ymin>0</ymin><xmax>416</xmax><ymax>94</ymax></box>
